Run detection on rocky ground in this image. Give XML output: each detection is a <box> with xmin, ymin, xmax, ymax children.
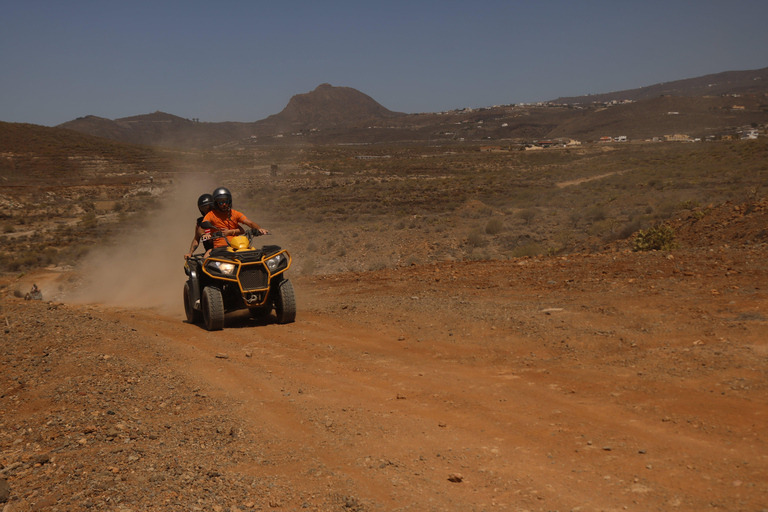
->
<box><xmin>1</xmin><ymin>199</ymin><xmax>767</xmax><ymax>512</ymax></box>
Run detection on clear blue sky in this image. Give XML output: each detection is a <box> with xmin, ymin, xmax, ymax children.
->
<box><xmin>2</xmin><ymin>0</ymin><xmax>767</xmax><ymax>127</ymax></box>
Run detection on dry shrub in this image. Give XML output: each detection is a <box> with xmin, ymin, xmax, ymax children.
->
<box><xmin>584</xmin><ymin>205</ymin><xmax>607</xmax><ymax>223</ymax></box>
<box><xmin>616</xmin><ymin>219</ymin><xmax>642</xmax><ymax>240</ymax></box>
<box><xmin>678</xmin><ymin>199</ymin><xmax>700</xmax><ymax>210</ymax></box>
<box><xmin>511</xmin><ymin>242</ymin><xmax>544</xmax><ymax>258</ymax></box>
<box><xmin>485</xmin><ymin>218</ymin><xmax>504</xmax><ymax>235</ymax></box>
<box><xmin>405</xmin><ymin>255</ymin><xmax>422</xmax><ymax>266</ymax></box>
<box><xmin>368</xmin><ymin>260</ymin><xmax>388</xmax><ymax>271</ymax></box>
<box><xmin>467</xmin><ymin>230</ymin><xmax>486</xmax><ymax>247</ymax></box>
<box><xmin>467</xmin><ymin>248</ymin><xmax>491</xmax><ymax>261</ymax></box>
<box><xmin>514</xmin><ymin>208</ymin><xmax>538</xmax><ymax>225</ymax></box>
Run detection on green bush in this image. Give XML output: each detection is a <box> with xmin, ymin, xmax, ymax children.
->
<box><xmin>678</xmin><ymin>199</ymin><xmax>700</xmax><ymax>210</ymax></box>
<box><xmin>692</xmin><ymin>208</ymin><xmax>710</xmax><ymax>220</ymax></box>
<box><xmin>632</xmin><ymin>224</ymin><xmax>677</xmax><ymax>252</ymax></box>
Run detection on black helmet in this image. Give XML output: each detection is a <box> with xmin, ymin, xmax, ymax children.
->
<box><xmin>197</xmin><ymin>193</ymin><xmax>214</xmax><ymax>215</ymax></box>
<box><xmin>212</xmin><ymin>187</ymin><xmax>232</xmax><ymax>212</ymax></box>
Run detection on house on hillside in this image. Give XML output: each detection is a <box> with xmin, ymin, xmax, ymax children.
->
<box><xmin>614</xmin><ymin>136</ymin><xmax>627</xmax><ymax>142</ymax></box>
<box><xmin>742</xmin><ymin>129</ymin><xmax>759</xmax><ymax>139</ymax></box>
<box><xmin>599</xmin><ymin>136</ymin><xmax>613</xmax><ymax>143</ymax></box>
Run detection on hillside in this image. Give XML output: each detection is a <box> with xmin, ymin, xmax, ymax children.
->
<box><xmin>57</xmin><ymin>112</ymin><xmax>257</xmax><ymax>149</ymax></box>
<box><xmin>547</xmin><ymin>94</ymin><xmax>768</xmax><ymax>141</ymax></box>
<box><xmin>0</xmin><ymin>121</ymin><xmax>167</xmax><ymax>188</ymax></box>
<box><xmin>552</xmin><ymin>66</ymin><xmax>768</xmax><ymax>104</ymax></box>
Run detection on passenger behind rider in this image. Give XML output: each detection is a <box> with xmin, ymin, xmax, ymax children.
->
<box><xmin>203</xmin><ymin>187</ymin><xmax>269</xmax><ymax>250</ymax></box>
<box><xmin>184</xmin><ymin>193</ymin><xmax>215</xmax><ymax>260</ymax></box>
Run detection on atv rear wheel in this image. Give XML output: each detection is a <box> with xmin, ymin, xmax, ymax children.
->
<box><xmin>274</xmin><ymin>278</ymin><xmax>296</xmax><ymax>324</ymax></box>
<box><xmin>183</xmin><ymin>281</ymin><xmax>202</xmax><ymax>324</ymax></box>
<box><xmin>202</xmin><ymin>286</ymin><xmax>225</xmax><ymax>331</ymax></box>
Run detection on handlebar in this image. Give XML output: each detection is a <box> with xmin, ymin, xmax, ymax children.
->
<box><xmin>186</xmin><ymin>226</ymin><xmax>269</xmax><ymax>258</ymax></box>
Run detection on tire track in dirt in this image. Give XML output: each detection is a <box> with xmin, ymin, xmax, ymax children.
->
<box><xmin>99</xmin><ymin>265</ymin><xmax>768</xmax><ymax>512</ymax></box>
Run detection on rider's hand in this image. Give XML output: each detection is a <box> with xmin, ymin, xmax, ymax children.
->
<box><xmin>184</xmin><ymin>253</ymin><xmax>191</xmax><ymax>260</ymax></box>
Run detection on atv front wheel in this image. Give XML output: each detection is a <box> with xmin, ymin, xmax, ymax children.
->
<box><xmin>202</xmin><ymin>286</ymin><xmax>225</xmax><ymax>331</ymax></box>
<box><xmin>183</xmin><ymin>281</ymin><xmax>202</xmax><ymax>324</ymax></box>
<box><xmin>274</xmin><ymin>278</ymin><xmax>296</xmax><ymax>324</ymax></box>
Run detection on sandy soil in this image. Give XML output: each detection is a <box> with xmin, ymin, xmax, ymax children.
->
<box><xmin>1</xmin><ymin>202</ymin><xmax>767</xmax><ymax>512</ymax></box>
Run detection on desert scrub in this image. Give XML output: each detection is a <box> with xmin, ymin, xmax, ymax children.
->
<box><xmin>691</xmin><ymin>208</ymin><xmax>710</xmax><ymax>220</ymax></box>
<box><xmin>584</xmin><ymin>205</ymin><xmax>607</xmax><ymax>223</ymax></box>
<box><xmin>368</xmin><ymin>260</ymin><xmax>388</xmax><ymax>271</ymax></box>
<box><xmin>467</xmin><ymin>248</ymin><xmax>491</xmax><ymax>261</ymax></box>
<box><xmin>466</xmin><ymin>230</ymin><xmax>487</xmax><ymax>248</ymax></box>
<box><xmin>404</xmin><ymin>254</ymin><xmax>422</xmax><ymax>266</ymax></box>
<box><xmin>615</xmin><ymin>219</ymin><xmax>642</xmax><ymax>240</ymax></box>
<box><xmin>485</xmin><ymin>217</ymin><xmax>504</xmax><ymax>235</ymax></box>
<box><xmin>678</xmin><ymin>199</ymin><xmax>700</xmax><ymax>210</ymax></box>
<box><xmin>78</xmin><ymin>212</ymin><xmax>98</xmax><ymax>229</ymax></box>
<box><xmin>511</xmin><ymin>242</ymin><xmax>544</xmax><ymax>258</ymax></box>
<box><xmin>632</xmin><ymin>223</ymin><xmax>677</xmax><ymax>252</ymax></box>
<box><xmin>514</xmin><ymin>208</ymin><xmax>538</xmax><ymax>225</ymax></box>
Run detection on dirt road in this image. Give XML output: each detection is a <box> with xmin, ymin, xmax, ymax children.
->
<box><xmin>2</xmin><ymin>236</ymin><xmax>767</xmax><ymax>511</ymax></box>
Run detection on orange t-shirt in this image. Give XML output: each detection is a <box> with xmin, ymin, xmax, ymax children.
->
<box><xmin>203</xmin><ymin>209</ymin><xmax>248</xmax><ymax>248</ymax></box>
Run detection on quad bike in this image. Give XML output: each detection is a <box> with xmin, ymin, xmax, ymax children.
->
<box><xmin>183</xmin><ymin>224</ymin><xmax>295</xmax><ymax>330</ymax></box>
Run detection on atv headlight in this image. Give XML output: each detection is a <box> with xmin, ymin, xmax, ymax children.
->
<box><xmin>209</xmin><ymin>261</ymin><xmax>236</xmax><ymax>275</ymax></box>
<box><xmin>266</xmin><ymin>254</ymin><xmax>284</xmax><ymax>271</ymax></box>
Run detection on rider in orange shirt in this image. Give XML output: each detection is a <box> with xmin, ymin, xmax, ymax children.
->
<box><xmin>203</xmin><ymin>187</ymin><xmax>269</xmax><ymax>248</ymax></box>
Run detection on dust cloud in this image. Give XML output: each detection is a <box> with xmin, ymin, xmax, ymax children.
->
<box><xmin>69</xmin><ymin>175</ymin><xmax>217</xmax><ymax>316</ymax></box>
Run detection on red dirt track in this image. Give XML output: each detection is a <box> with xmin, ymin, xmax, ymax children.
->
<box><xmin>1</xmin><ymin>201</ymin><xmax>767</xmax><ymax>511</ymax></box>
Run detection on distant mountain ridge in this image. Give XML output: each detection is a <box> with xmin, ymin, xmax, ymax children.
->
<box><xmin>57</xmin><ymin>84</ymin><xmax>402</xmax><ymax>148</ymax></box>
<box><xmin>52</xmin><ymin>68</ymin><xmax>768</xmax><ymax>148</ymax></box>
<box><xmin>57</xmin><ymin>112</ymin><xmax>257</xmax><ymax>149</ymax></box>
<box><xmin>552</xmin><ymin>66</ymin><xmax>768</xmax><ymax>104</ymax></box>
